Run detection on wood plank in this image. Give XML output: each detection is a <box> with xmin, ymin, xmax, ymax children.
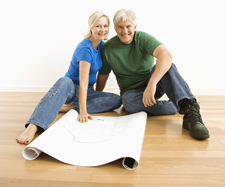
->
<box><xmin>0</xmin><ymin>92</ymin><xmax>225</xmax><ymax>186</ymax></box>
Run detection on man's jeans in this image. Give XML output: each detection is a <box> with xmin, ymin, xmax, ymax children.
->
<box><xmin>26</xmin><ymin>77</ymin><xmax>122</xmax><ymax>131</ymax></box>
<box><xmin>122</xmin><ymin>63</ymin><xmax>195</xmax><ymax>116</ymax></box>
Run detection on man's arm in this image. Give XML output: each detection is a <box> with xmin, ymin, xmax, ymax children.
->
<box><xmin>143</xmin><ymin>45</ymin><xmax>172</xmax><ymax>107</ymax></box>
<box><xmin>96</xmin><ymin>73</ymin><xmax>109</xmax><ymax>91</ymax></box>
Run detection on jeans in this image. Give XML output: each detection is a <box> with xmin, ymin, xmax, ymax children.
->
<box><xmin>26</xmin><ymin>77</ymin><xmax>122</xmax><ymax>130</ymax></box>
<box><xmin>122</xmin><ymin>63</ymin><xmax>195</xmax><ymax>116</ymax></box>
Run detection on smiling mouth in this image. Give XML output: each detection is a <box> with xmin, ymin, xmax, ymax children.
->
<box><xmin>98</xmin><ymin>33</ymin><xmax>106</xmax><ymax>36</ymax></box>
<box><xmin>122</xmin><ymin>34</ymin><xmax>130</xmax><ymax>37</ymax></box>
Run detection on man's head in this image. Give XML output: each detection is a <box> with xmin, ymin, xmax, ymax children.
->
<box><xmin>113</xmin><ymin>9</ymin><xmax>137</xmax><ymax>44</ymax></box>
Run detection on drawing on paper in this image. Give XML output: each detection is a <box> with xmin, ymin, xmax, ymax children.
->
<box><xmin>63</xmin><ymin>117</ymin><xmax>128</xmax><ymax>143</ymax></box>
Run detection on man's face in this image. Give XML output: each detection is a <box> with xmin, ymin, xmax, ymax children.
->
<box><xmin>115</xmin><ymin>19</ymin><xmax>137</xmax><ymax>44</ymax></box>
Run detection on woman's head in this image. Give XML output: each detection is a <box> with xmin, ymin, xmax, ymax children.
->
<box><xmin>85</xmin><ymin>11</ymin><xmax>110</xmax><ymax>40</ymax></box>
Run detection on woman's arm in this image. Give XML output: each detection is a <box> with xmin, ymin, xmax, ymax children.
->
<box><xmin>77</xmin><ymin>60</ymin><xmax>93</xmax><ymax>123</ymax></box>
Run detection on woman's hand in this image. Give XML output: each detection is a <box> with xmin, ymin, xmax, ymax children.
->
<box><xmin>77</xmin><ymin>113</ymin><xmax>93</xmax><ymax>123</ymax></box>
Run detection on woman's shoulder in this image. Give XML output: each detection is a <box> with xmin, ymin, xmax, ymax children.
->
<box><xmin>75</xmin><ymin>38</ymin><xmax>92</xmax><ymax>54</ymax></box>
<box><xmin>77</xmin><ymin>38</ymin><xmax>92</xmax><ymax>48</ymax></box>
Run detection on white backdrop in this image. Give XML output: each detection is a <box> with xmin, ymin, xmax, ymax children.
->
<box><xmin>0</xmin><ymin>0</ymin><xmax>224</xmax><ymax>95</ymax></box>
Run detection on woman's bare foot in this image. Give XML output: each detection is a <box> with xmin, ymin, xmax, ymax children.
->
<box><xmin>16</xmin><ymin>123</ymin><xmax>38</xmax><ymax>144</ymax></box>
<box><xmin>59</xmin><ymin>103</ymin><xmax>74</xmax><ymax>113</ymax></box>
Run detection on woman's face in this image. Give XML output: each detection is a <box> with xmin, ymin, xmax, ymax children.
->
<box><xmin>90</xmin><ymin>16</ymin><xmax>109</xmax><ymax>41</ymax></box>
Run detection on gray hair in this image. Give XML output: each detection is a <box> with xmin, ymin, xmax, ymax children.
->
<box><xmin>113</xmin><ymin>9</ymin><xmax>137</xmax><ymax>28</ymax></box>
<box><xmin>84</xmin><ymin>11</ymin><xmax>110</xmax><ymax>38</ymax></box>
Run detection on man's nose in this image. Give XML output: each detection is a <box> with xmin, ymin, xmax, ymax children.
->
<box><xmin>123</xmin><ymin>27</ymin><xmax>128</xmax><ymax>33</ymax></box>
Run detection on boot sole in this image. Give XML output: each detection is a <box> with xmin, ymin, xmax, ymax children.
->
<box><xmin>183</xmin><ymin>124</ymin><xmax>210</xmax><ymax>139</ymax></box>
<box><xmin>190</xmin><ymin>132</ymin><xmax>209</xmax><ymax>139</ymax></box>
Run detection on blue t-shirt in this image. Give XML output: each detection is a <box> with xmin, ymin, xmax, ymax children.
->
<box><xmin>65</xmin><ymin>38</ymin><xmax>104</xmax><ymax>85</ymax></box>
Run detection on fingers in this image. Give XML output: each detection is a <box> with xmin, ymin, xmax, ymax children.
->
<box><xmin>77</xmin><ymin>114</ymin><xmax>93</xmax><ymax>123</ymax></box>
<box><xmin>143</xmin><ymin>85</ymin><xmax>157</xmax><ymax>107</ymax></box>
<box><xmin>143</xmin><ymin>96</ymin><xmax>156</xmax><ymax>107</ymax></box>
<box><xmin>89</xmin><ymin>115</ymin><xmax>93</xmax><ymax>120</ymax></box>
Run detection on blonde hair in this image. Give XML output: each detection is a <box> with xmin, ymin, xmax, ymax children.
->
<box><xmin>113</xmin><ymin>9</ymin><xmax>137</xmax><ymax>28</ymax></box>
<box><xmin>84</xmin><ymin>11</ymin><xmax>110</xmax><ymax>38</ymax></box>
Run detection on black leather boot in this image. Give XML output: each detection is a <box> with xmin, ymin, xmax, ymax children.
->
<box><xmin>180</xmin><ymin>99</ymin><xmax>209</xmax><ymax>139</ymax></box>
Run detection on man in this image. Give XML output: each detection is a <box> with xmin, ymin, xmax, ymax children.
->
<box><xmin>96</xmin><ymin>9</ymin><xmax>209</xmax><ymax>139</ymax></box>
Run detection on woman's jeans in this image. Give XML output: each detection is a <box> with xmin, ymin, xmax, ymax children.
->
<box><xmin>26</xmin><ymin>77</ymin><xmax>122</xmax><ymax>131</ymax></box>
<box><xmin>122</xmin><ymin>63</ymin><xmax>195</xmax><ymax>116</ymax></box>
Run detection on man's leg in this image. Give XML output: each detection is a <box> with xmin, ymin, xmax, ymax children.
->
<box><xmin>153</xmin><ymin>63</ymin><xmax>209</xmax><ymax>139</ymax></box>
<box><xmin>122</xmin><ymin>87</ymin><xmax>177</xmax><ymax>116</ymax></box>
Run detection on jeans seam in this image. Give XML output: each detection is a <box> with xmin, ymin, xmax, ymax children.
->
<box><xmin>43</xmin><ymin>86</ymin><xmax>60</xmax><ymax>99</ymax></box>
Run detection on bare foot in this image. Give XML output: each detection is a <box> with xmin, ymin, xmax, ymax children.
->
<box><xmin>16</xmin><ymin>123</ymin><xmax>38</xmax><ymax>144</ymax></box>
<box><xmin>59</xmin><ymin>103</ymin><xmax>74</xmax><ymax>113</ymax></box>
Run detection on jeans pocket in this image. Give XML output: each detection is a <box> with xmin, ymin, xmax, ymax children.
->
<box><xmin>43</xmin><ymin>86</ymin><xmax>59</xmax><ymax>99</ymax></box>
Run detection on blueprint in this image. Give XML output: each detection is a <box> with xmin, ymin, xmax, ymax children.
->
<box><xmin>22</xmin><ymin>109</ymin><xmax>147</xmax><ymax>170</ymax></box>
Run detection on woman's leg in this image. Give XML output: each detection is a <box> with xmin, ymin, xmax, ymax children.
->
<box><xmin>16</xmin><ymin>77</ymin><xmax>76</xmax><ymax>144</ymax></box>
<box><xmin>16</xmin><ymin>123</ymin><xmax>38</xmax><ymax>144</ymax></box>
<box><xmin>73</xmin><ymin>85</ymin><xmax>122</xmax><ymax>114</ymax></box>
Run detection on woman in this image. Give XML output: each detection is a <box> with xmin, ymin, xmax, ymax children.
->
<box><xmin>16</xmin><ymin>11</ymin><xmax>122</xmax><ymax>145</ymax></box>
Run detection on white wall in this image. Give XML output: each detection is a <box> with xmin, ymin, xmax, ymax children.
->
<box><xmin>0</xmin><ymin>0</ymin><xmax>225</xmax><ymax>95</ymax></box>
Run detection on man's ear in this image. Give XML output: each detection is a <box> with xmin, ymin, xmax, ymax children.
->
<box><xmin>134</xmin><ymin>24</ymin><xmax>137</xmax><ymax>31</ymax></box>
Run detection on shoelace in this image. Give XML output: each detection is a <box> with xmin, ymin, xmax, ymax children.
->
<box><xmin>185</xmin><ymin>102</ymin><xmax>203</xmax><ymax>124</ymax></box>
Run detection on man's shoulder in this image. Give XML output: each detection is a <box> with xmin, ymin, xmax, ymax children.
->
<box><xmin>135</xmin><ymin>31</ymin><xmax>155</xmax><ymax>40</ymax></box>
<box><xmin>102</xmin><ymin>36</ymin><xmax>118</xmax><ymax>49</ymax></box>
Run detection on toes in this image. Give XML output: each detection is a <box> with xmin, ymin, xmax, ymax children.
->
<box><xmin>16</xmin><ymin>136</ymin><xmax>28</xmax><ymax>144</ymax></box>
<box><xmin>25</xmin><ymin>140</ymin><xmax>30</xmax><ymax>145</ymax></box>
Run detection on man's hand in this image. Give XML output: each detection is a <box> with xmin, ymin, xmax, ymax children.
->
<box><xmin>77</xmin><ymin>113</ymin><xmax>93</xmax><ymax>123</ymax></box>
<box><xmin>143</xmin><ymin>81</ymin><xmax>157</xmax><ymax>107</ymax></box>
<box><xmin>142</xmin><ymin>44</ymin><xmax>173</xmax><ymax>107</ymax></box>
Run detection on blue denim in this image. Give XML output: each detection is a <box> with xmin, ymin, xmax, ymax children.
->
<box><xmin>26</xmin><ymin>77</ymin><xmax>122</xmax><ymax>130</ymax></box>
<box><xmin>122</xmin><ymin>63</ymin><xmax>195</xmax><ymax>116</ymax></box>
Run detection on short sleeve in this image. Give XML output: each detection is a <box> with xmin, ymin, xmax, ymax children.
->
<box><xmin>99</xmin><ymin>45</ymin><xmax>111</xmax><ymax>75</ymax></box>
<box><xmin>139</xmin><ymin>32</ymin><xmax>163</xmax><ymax>56</ymax></box>
<box><xmin>76</xmin><ymin>47</ymin><xmax>92</xmax><ymax>64</ymax></box>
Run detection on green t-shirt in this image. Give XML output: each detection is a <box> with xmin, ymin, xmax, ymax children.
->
<box><xmin>99</xmin><ymin>31</ymin><xmax>162</xmax><ymax>95</ymax></box>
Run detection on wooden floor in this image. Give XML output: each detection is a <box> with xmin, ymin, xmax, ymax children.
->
<box><xmin>0</xmin><ymin>92</ymin><xmax>225</xmax><ymax>187</ymax></box>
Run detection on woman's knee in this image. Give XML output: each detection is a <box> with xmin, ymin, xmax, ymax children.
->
<box><xmin>52</xmin><ymin>77</ymin><xmax>74</xmax><ymax>96</ymax></box>
<box><xmin>56</xmin><ymin>77</ymin><xmax>73</xmax><ymax>87</ymax></box>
